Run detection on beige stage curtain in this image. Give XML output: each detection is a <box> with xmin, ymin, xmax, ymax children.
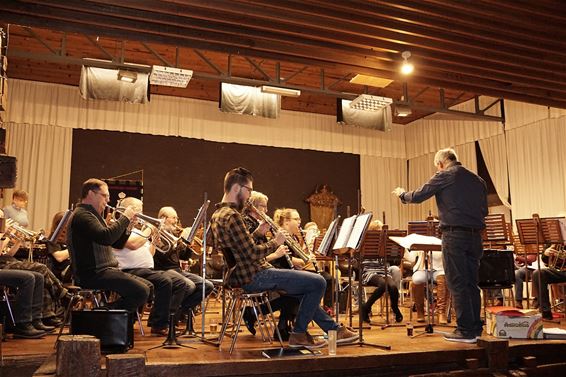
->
<box><xmin>6</xmin><ymin>79</ymin><xmax>406</xmax><ymax>159</ymax></box>
<box><xmin>504</xmin><ymin>100</ymin><xmax>566</xmax><ymax>130</ymax></box>
<box><xmin>506</xmin><ymin>116</ymin><xmax>566</xmax><ymax>221</ymax></box>
<box><xmin>1</xmin><ymin>123</ymin><xmax>72</xmax><ymax>231</ymax></box>
<box><xmin>360</xmin><ymin>155</ymin><xmax>408</xmax><ymax>229</ymax></box>
<box><xmin>479</xmin><ymin>133</ymin><xmax>511</xmax><ymax>208</ymax></box>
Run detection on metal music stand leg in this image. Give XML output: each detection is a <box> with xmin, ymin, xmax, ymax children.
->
<box><xmin>178</xmin><ymin>194</ymin><xmax>218</xmax><ymax>347</ymax></box>
<box><xmin>411</xmin><ymin>250</ymin><xmax>448</xmax><ymax>338</ymax></box>
<box><xmin>145</xmin><ymin>313</ymin><xmax>195</xmax><ymax>351</ymax></box>
<box><xmin>339</xmin><ymin>247</ymin><xmax>390</xmax><ymax>351</ymax></box>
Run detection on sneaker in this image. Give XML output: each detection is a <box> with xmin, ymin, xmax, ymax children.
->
<box><xmin>288</xmin><ymin>332</ymin><xmax>327</xmax><ymax>349</ymax></box>
<box><xmin>443</xmin><ymin>329</ymin><xmax>477</xmax><ymax>344</ymax></box>
<box><xmin>12</xmin><ymin>323</ymin><xmax>45</xmax><ymax>339</ymax></box>
<box><xmin>336</xmin><ymin>325</ymin><xmax>359</xmax><ymax>344</ymax></box>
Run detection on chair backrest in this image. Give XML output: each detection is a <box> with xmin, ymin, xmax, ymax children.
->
<box><xmin>483</xmin><ymin>214</ymin><xmax>510</xmax><ymax>249</ymax></box>
<box><xmin>220</xmin><ymin>247</ymin><xmax>238</xmax><ymax>289</ymax></box>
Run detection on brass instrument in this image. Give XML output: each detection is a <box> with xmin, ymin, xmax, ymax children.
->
<box><xmin>247</xmin><ymin>201</ymin><xmax>318</xmax><ymax>272</ymax></box>
<box><xmin>3</xmin><ymin>219</ymin><xmax>45</xmax><ymax>243</ymax></box>
<box><xmin>106</xmin><ymin>205</ymin><xmax>166</xmax><ymax>250</ymax></box>
<box><xmin>545</xmin><ymin>244</ymin><xmax>566</xmax><ymax>272</ymax></box>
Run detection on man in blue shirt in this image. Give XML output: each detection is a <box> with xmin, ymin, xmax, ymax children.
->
<box><xmin>393</xmin><ymin>148</ymin><xmax>487</xmax><ymax>343</ymax></box>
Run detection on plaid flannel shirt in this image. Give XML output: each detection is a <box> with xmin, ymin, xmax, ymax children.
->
<box><xmin>210</xmin><ymin>202</ymin><xmax>278</xmax><ymax>287</ymax></box>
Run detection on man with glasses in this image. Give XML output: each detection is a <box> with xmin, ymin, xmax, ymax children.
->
<box><xmin>210</xmin><ymin>167</ymin><xmax>358</xmax><ymax>349</ymax></box>
<box><xmin>67</xmin><ymin>178</ymin><xmax>150</xmax><ymax>314</ymax></box>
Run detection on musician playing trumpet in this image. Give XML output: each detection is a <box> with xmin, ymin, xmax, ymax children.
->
<box><xmin>154</xmin><ymin>206</ymin><xmax>214</xmax><ymax>332</ymax></box>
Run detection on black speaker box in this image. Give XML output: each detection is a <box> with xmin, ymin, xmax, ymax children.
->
<box><xmin>478</xmin><ymin>249</ymin><xmax>515</xmax><ymax>288</ymax></box>
<box><xmin>0</xmin><ymin>155</ymin><xmax>17</xmax><ymax>188</ymax></box>
<box><xmin>70</xmin><ymin>309</ymin><xmax>133</xmax><ymax>354</ymax></box>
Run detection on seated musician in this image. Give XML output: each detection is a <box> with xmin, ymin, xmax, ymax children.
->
<box><xmin>1</xmin><ymin>219</ymin><xmax>68</xmax><ymax>328</ymax></box>
<box><xmin>2</xmin><ymin>189</ymin><xmax>30</xmax><ymax>228</ymax></box>
<box><xmin>241</xmin><ymin>191</ymin><xmax>299</xmax><ymax>341</ymax></box>
<box><xmin>154</xmin><ymin>206</ymin><xmax>214</xmax><ymax>331</ymax></box>
<box><xmin>404</xmin><ymin>245</ymin><xmax>448</xmax><ymax>324</ymax></box>
<box><xmin>112</xmin><ymin>197</ymin><xmax>188</xmax><ymax>336</ymax></box>
<box><xmin>532</xmin><ymin>244</ymin><xmax>566</xmax><ymax>320</ymax></box>
<box><xmin>210</xmin><ymin>167</ymin><xmax>358</xmax><ymax>348</ymax></box>
<box><xmin>274</xmin><ymin>208</ymin><xmax>334</xmax><ymax>312</ymax></box>
<box><xmin>45</xmin><ymin>211</ymin><xmax>72</xmax><ymax>284</ymax></box>
<box><xmin>67</xmin><ymin>179</ymin><xmax>150</xmax><ymax>317</ymax></box>
<box><xmin>359</xmin><ymin>220</ymin><xmax>403</xmax><ymax>324</ymax></box>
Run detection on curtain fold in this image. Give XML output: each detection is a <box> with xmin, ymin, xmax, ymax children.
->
<box><xmin>2</xmin><ymin>123</ymin><xmax>73</xmax><ymax>230</ymax></box>
<box><xmin>479</xmin><ymin>133</ymin><xmax>511</xmax><ymax>208</ymax></box>
<box><xmin>360</xmin><ymin>155</ymin><xmax>407</xmax><ymax>229</ymax></box>
<box><xmin>506</xmin><ymin>116</ymin><xmax>566</xmax><ymax>221</ymax></box>
<box><xmin>6</xmin><ymin>79</ymin><xmax>406</xmax><ymax>159</ymax></box>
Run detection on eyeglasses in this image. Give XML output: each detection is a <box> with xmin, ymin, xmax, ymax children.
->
<box><xmin>94</xmin><ymin>191</ymin><xmax>110</xmax><ymax>199</ymax></box>
<box><xmin>240</xmin><ymin>184</ymin><xmax>253</xmax><ymax>192</ymax></box>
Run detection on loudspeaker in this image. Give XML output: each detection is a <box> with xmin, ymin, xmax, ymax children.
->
<box><xmin>0</xmin><ymin>155</ymin><xmax>17</xmax><ymax>188</ymax></box>
<box><xmin>478</xmin><ymin>249</ymin><xmax>515</xmax><ymax>288</ymax></box>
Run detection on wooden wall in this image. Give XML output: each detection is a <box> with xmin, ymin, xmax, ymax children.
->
<box><xmin>69</xmin><ymin>129</ymin><xmax>360</xmax><ymax>225</ymax></box>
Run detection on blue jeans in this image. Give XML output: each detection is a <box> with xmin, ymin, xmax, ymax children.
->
<box><xmin>242</xmin><ymin>268</ymin><xmax>338</xmax><ymax>333</ymax></box>
<box><xmin>442</xmin><ymin>230</ymin><xmax>483</xmax><ymax>335</ymax></box>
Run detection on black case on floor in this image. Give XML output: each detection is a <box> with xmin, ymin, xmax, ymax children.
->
<box><xmin>70</xmin><ymin>309</ymin><xmax>133</xmax><ymax>353</ymax></box>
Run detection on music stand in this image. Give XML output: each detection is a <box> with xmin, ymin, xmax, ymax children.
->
<box><xmin>481</xmin><ymin>214</ymin><xmax>512</xmax><ymax>309</ymax></box>
<box><xmin>404</xmin><ymin>219</ymin><xmax>445</xmax><ymax>337</ymax></box>
<box><xmin>178</xmin><ymin>196</ymin><xmax>217</xmax><ymax>345</ymax></box>
<box><xmin>332</xmin><ymin>213</ymin><xmax>391</xmax><ymax>350</ymax></box>
<box><xmin>316</xmin><ymin>216</ymin><xmax>341</xmax><ymax>322</ymax></box>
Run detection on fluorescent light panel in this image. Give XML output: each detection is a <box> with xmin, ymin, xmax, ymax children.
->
<box><xmin>349</xmin><ymin>74</ymin><xmax>393</xmax><ymax>88</ymax></box>
<box><xmin>260</xmin><ymin>85</ymin><xmax>301</xmax><ymax>97</ymax></box>
<box><xmin>150</xmin><ymin>65</ymin><xmax>193</xmax><ymax>88</ymax></box>
<box><xmin>350</xmin><ymin>94</ymin><xmax>392</xmax><ymax>111</ymax></box>
<box><xmin>117</xmin><ymin>70</ymin><xmax>137</xmax><ymax>83</ymax></box>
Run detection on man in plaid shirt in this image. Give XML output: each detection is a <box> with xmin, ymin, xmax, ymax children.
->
<box><xmin>211</xmin><ymin>167</ymin><xmax>358</xmax><ymax>348</ymax></box>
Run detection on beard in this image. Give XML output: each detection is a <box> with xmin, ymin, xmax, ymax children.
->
<box><xmin>235</xmin><ymin>191</ymin><xmax>247</xmax><ymax>212</ymax></box>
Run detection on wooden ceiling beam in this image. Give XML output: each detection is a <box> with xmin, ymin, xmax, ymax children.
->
<box><xmin>14</xmin><ymin>0</ymin><xmax>566</xmax><ymax>91</ymax></box>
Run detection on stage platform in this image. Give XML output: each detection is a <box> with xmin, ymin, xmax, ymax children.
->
<box><xmin>2</xmin><ymin>305</ymin><xmax>566</xmax><ymax>377</ymax></box>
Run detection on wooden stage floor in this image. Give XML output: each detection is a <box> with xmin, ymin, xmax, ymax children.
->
<box><xmin>2</xmin><ymin>301</ymin><xmax>566</xmax><ymax>377</ymax></box>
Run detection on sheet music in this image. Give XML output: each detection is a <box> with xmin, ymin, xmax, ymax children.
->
<box><xmin>332</xmin><ymin>215</ymin><xmax>356</xmax><ymax>250</ymax></box>
<box><xmin>389</xmin><ymin>233</ymin><xmax>442</xmax><ymax>250</ymax></box>
<box><xmin>317</xmin><ymin>216</ymin><xmax>340</xmax><ymax>256</ymax></box>
<box><xmin>346</xmin><ymin>212</ymin><xmax>373</xmax><ymax>250</ymax></box>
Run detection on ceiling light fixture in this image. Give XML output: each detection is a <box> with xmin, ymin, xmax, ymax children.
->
<box><xmin>401</xmin><ymin>51</ymin><xmax>414</xmax><ymax>75</ymax></box>
<box><xmin>395</xmin><ymin>103</ymin><xmax>412</xmax><ymax>117</ymax></box>
<box><xmin>260</xmin><ymin>85</ymin><xmax>301</xmax><ymax>97</ymax></box>
<box><xmin>349</xmin><ymin>94</ymin><xmax>392</xmax><ymax>111</ymax></box>
<box><xmin>117</xmin><ymin>70</ymin><xmax>137</xmax><ymax>83</ymax></box>
<box><xmin>150</xmin><ymin>65</ymin><xmax>193</xmax><ymax>88</ymax></box>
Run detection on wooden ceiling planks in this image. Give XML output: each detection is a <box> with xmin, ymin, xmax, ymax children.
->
<box><xmin>1</xmin><ymin>0</ymin><xmax>565</xmax><ymax>124</ymax></box>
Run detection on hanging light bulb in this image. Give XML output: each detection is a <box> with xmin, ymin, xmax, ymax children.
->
<box><xmin>401</xmin><ymin>51</ymin><xmax>414</xmax><ymax>75</ymax></box>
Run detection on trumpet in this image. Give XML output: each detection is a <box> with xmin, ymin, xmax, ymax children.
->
<box><xmin>153</xmin><ymin>228</ymin><xmax>182</xmax><ymax>254</ymax></box>
<box><xmin>545</xmin><ymin>244</ymin><xmax>566</xmax><ymax>272</ymax></box>
<box><xmin>3</xmin><ymin>219</ymin><xmax>45</xmax><ymax>243</ymax></box>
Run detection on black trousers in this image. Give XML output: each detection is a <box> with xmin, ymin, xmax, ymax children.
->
<box><xmin>0</xmin><ymin>269</ymin><xmax>43</xmax><ymax>324</ymax></box>
<box><xmin>78</xmin><ymin>268</ymin><xmax>151</xmax><ymax>314</ymax></box>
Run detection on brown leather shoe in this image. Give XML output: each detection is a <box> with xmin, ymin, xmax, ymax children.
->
<box><xmin>150</xmin><ymin>327</ymin><xmax>168</xmax><ymax>336</ymax></box>
<box><xmin>288</xmin><ymin>332</ymin><xmax>327</xmax><ymax>349</ymax></box>
<box><xmin>336</xmin><ymin>325</ymin><xmax>359</xmax><ymax>344</ymax></box>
